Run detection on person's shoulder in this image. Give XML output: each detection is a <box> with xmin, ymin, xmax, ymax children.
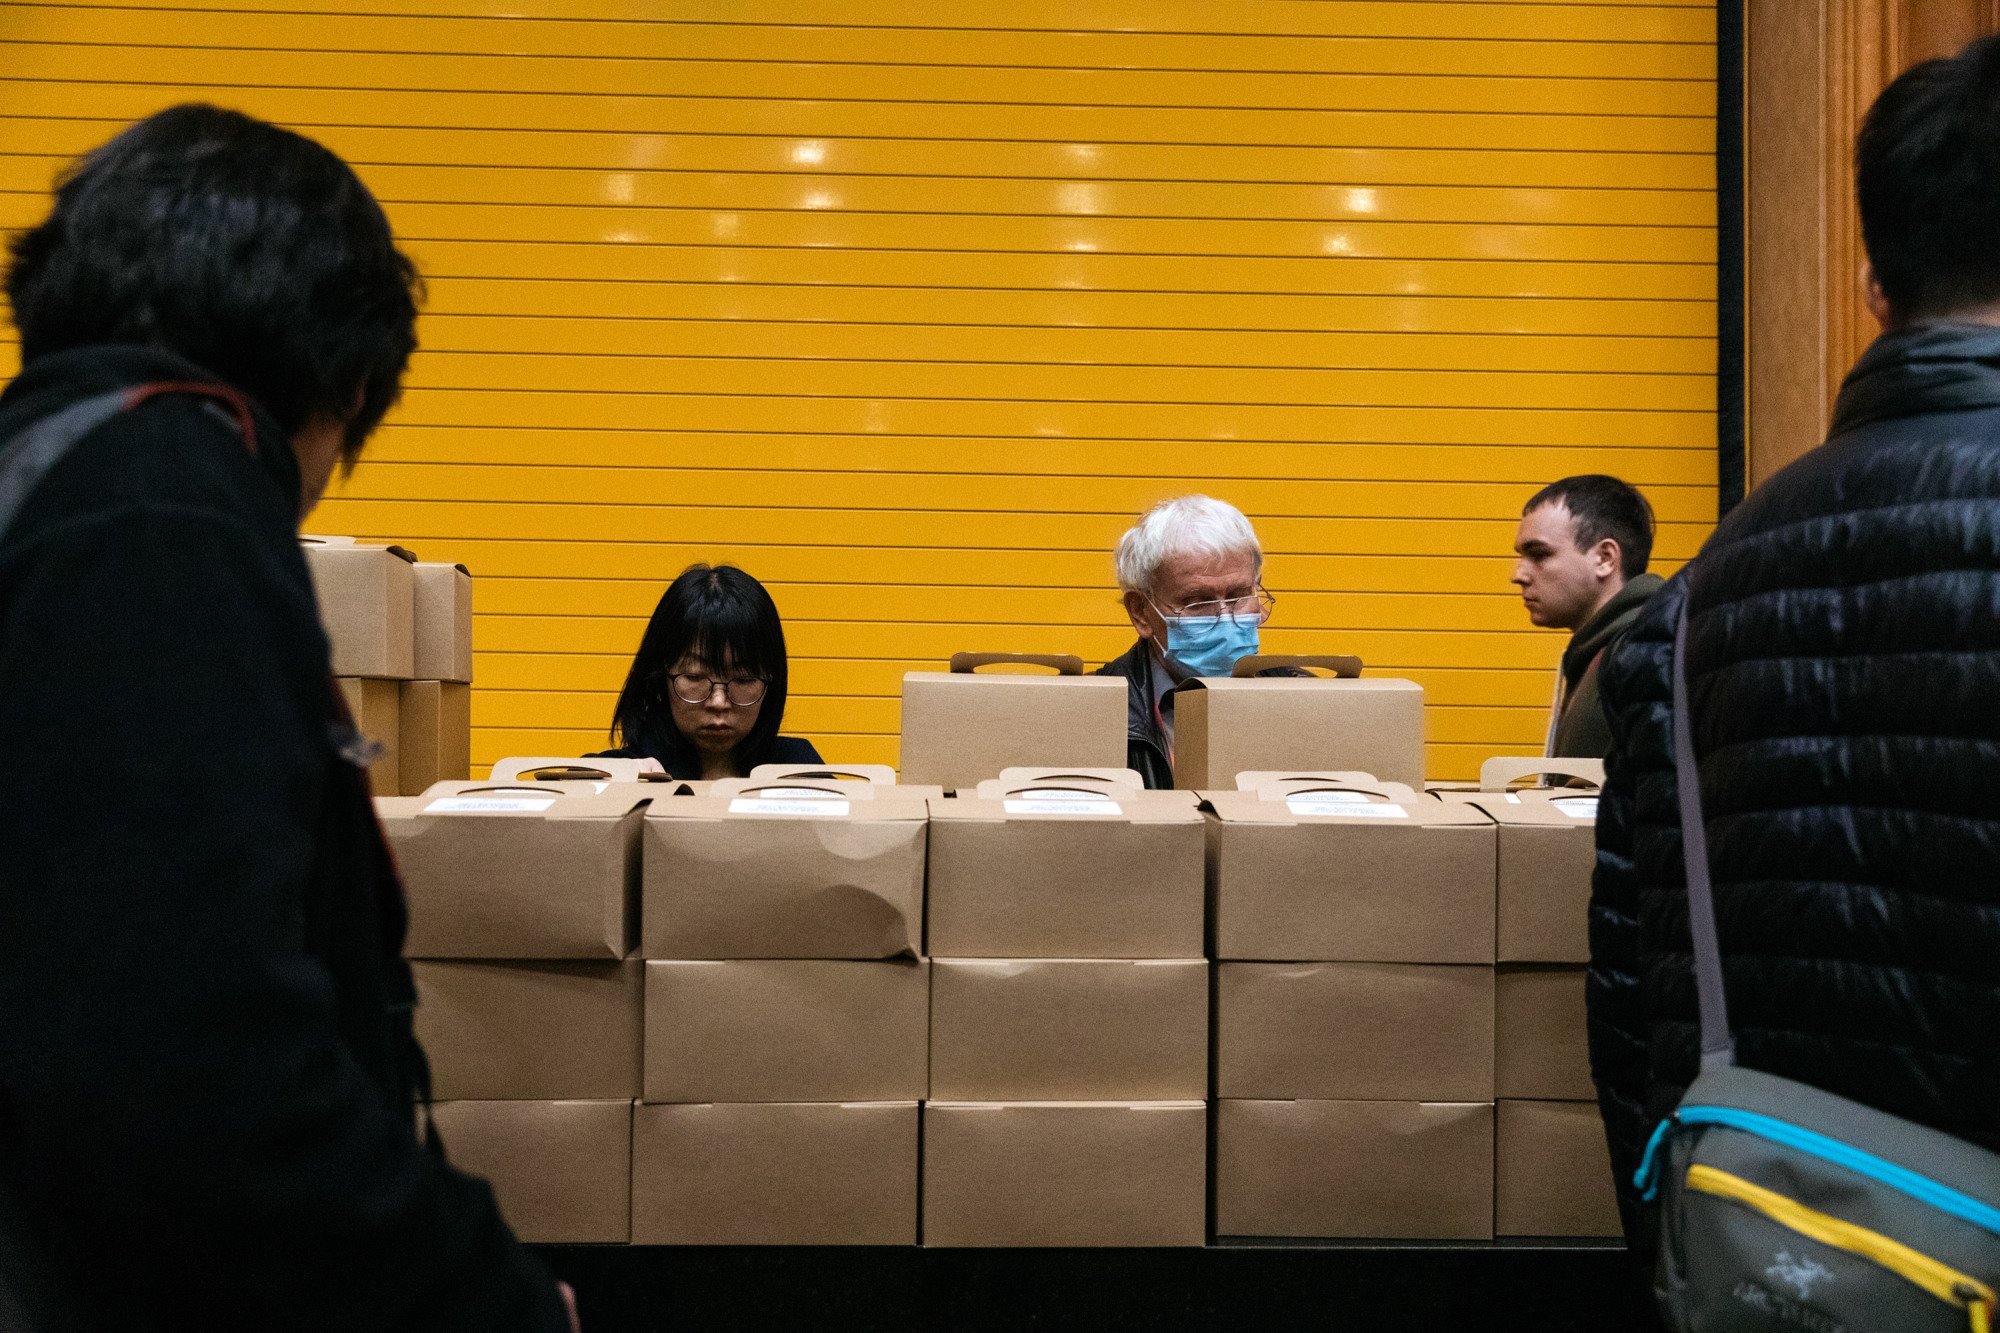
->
<box><xmin>771</xmin><ymin>735</ymin><xmax>824</xmax><ymax>763</ymax></box>
<box><xmin>1094</xmin><ymin>640</ymin><xmax>1147</xmax><ymax>679</ymax></box>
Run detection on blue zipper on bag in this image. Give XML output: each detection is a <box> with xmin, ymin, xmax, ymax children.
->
<box><xmin>1635</xmin><ymin>1104</ymin><xmax>2000</xmax><ymax>1240</ymax></box>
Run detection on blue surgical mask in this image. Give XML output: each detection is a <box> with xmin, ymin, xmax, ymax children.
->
<box><xmin>1161</xmin><ymin>613</ymin><xmax>1259</xmax><ymax>679</ymax></box>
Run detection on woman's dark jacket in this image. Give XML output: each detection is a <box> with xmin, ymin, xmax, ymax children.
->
<box><xmin>0</xmin><ymin>347</ymin><xmax>567</xmax><ymax>1331</ymax></box>
<box><xmin>1589</xmin><ymin>323</ymin><xmax>2000</xmax><ymax>1244</ymax></box>
<box><xmin>593</xmin><ymin>733</ymin><xmax>823</xmax><ymax>780</ymax></box>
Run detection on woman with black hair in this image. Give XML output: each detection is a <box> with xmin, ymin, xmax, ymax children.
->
<box><xmin>598</xmin><ymin>563</ymin><xmax>822</xmax><ymax>780</ymax></box>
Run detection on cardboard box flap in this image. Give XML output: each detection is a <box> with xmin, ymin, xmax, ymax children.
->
<box><xmin>948</xmin><ymin>651</ymin><xmax>1084</xmax><ymax>675</ymax></box>
<box><xmin>1454</xmin><ymin>794</ymin><xmax>1599</xmax><ymax>826</ymax></box>
<box><xmin>1244</xmin><ymin>776</ymin><xmax>1424</xmax><ymax>805</ymax></box>
<box><xmin>384</xmin><ymin>782</ymin><xmax>651</xmax><ymax>820</ymax></box>
<box><xmin>749</xmin><ymin>762</ymin><xmax>898</xmax><ymax>786</ymax></box>
<box><xmin>991</xmin><ymin>766</ymin><xmax>1144</xmax><ymax>791</ymax></box>
<box><xmin>1204</xmin><ymin>788</ymin><xmax>1489</xmax><ymax>827</ymax></box>
<box><xmin>1227</xmin><ymin>653</ymin><xmax>1363</xmax><ymax>678</ymax></box>
<box><xmin>1234</xmin><ymin>769</ymin><xmax>1384</xmax><ymax>790</ymax></box>
<box><xmin>940</xmin><ymin>789</ymin><xmax>1200</xmax><ymax>823</ymax></box>
<box><xmin>1478</xmin><ymin>756</ymin><xmax>1604</xmax><ymax>792</ymax></box>
<box><xmin>489</xmin><ymin>755</ymin><xmax>660</xmax><ymax>783</ymax></box>
<box><xmin>301</xmin><ymin>535</ymin><xmax>417</xmax><ymax>563</ymax></box>
<box><xmin>647</xmin><ymin>787</ymin><xmax>934</xmax><ymax>822</ymax></box>
<box><xmin>920</xmin><ymin>1096</ymin><xmax>1200</xmax><ymax>1104</ymax></box>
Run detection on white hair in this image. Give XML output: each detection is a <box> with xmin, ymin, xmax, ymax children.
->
<box><xmin>1113</xmin><ymin>494</ymin><xmax>1263</xmax><ymax>596</ymax></box>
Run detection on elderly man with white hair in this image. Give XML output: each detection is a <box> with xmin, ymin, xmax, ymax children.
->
<box><xmin>1095</xmin><ymin>494</ymin><xmax>1277</xmax><ymax>788</ymax></box>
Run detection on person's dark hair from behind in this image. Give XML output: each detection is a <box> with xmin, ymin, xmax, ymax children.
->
<box><xmin>1858</xmin><ymin>34</ymin><xmax>2000</xmax><ymax>321</ymax></box>
<box><xmin>4</xmin><ymin>102</ymin><xmax>421</xmax><ymax>461</ymax></box>
<box><xmin>612</xmin><ymin>563</ymin><xmax>792</xmax><ymax>774</ymax></box>
<box><xmin>1521</xmin><ymin>474</ymin><xmax>1655</xmax><ymax>580</ymax></box>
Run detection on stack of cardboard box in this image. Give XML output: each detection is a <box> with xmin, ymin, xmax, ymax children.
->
<box><xmin>923</xmin><ymin>769</ymin><xmax>1208</xmax><ymax>1246</ymax></box>
<box><xmin>303</xmin><ymin>535</ymin><xmax>472</xmax><ymax>796</ymax></box>
<box><xmin>1435</xmin><ymin>758</ymin><xmax>1620</xmax><ymax>1238</ymax></box>
<box><xmin>633</xmin><ymin>772</ymin><xmax>932</xmax><ymax>1244</ymax></box>
<box><xmin>1208</xmin><ymin>774</ymin><xmax>1501</xmax><ymax>1239</ymax></box>
<box><xmin>379</xmin><ymin>773</ymin><xmax>653</xmax><ymax>1242</ymax></box>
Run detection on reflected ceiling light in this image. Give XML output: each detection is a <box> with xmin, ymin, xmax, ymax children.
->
<box><xmin>1321</xmin><ymin>234</ymin><xmax>1352</xmax><ymax>255</ymax></box>
<box><xmin>1065</xmin><ymin>240</ymin><xmax>1098</xmax><ymax>252</ymax></box>
<box><xmin>802</xmin><ymin>191</ymin><xmax>838</xmax><ymax>210</ymax></box>
<box><xmin>1066</xmin><ymin>143</ymin><xmax>1100</xmax><ymax>163</ymax></box>
<box><xmin>712</xmin><ymin>214</ymin><xmax>741</xmax><ymax>238</ymax></box>
<box><xmin>604</xmin><ymin>172</ymin><xmax>636</xmax><ymax>204</ymax></box>
<box><xmin>791</xmin><ymin>141</ymin><xmax>827</xmax><ymax>165</ymax></box>
<box><xmin>1057</xmin><ymin>182</ymin><xmax>1101</xmax><ymax>215</ymax></box>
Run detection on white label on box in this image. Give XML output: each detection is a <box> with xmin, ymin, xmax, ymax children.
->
<box><xmin>1286</xmin><ymin>792</ymin><xmax>1403</xmax><ymax>817</ymax></box>
<box><xmin>1288</xmin><ymin>796</ymin><xmax>1409</xmax><ymax>819</ymax></box>
<box><xmin>1554</xmin><ymin>796</ymin><xmax>1599</xmax><ymax>820</ymax></box>
<box><xmin>423</xmin><ymin>795</ymin><xmax>556</xmax><ymax>813</ymax></box>
<box><xmin>1004</xmin><ymin>798</ymin><xmax>1122</xmax><ymax>815</ymax></box>
<box><xmin>727</xmin><ymin>797</ymin><xmax>851</xmax><ymax>816</ymax></box>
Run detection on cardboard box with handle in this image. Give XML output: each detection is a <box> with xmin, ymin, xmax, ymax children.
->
<box><xmin>898</xmin><ymin>653</ymin><xmax>1127</xmax><ymax>791</ymax></box>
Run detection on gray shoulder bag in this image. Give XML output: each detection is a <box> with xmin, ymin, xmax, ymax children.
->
<box><xmin>1638</xmin><ymin>601</ymin><xmax>2000</xmax><ymax>1331</ymax></box>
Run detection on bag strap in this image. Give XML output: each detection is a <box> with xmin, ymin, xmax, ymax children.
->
<box><xmin>1671</xmin><ymin>599</ymin><xmax>1737</xmax><ymax>1070</ymax></box>
<box><xmin>0</xmin><ymin>381</ymin><xmax>257</xmax><ymax>549</ymax></box>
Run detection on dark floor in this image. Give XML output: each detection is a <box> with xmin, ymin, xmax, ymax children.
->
<box><xmin>540</xmin><ymin>1242</ymin><xmax>1664</xmax><ymax>1331</ymax></box>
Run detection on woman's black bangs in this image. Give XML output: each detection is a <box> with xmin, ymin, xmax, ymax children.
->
<box><xmin>685</xmin><ymin>589</ymin><xmax>780</xmax><ymax>681</ymax></box>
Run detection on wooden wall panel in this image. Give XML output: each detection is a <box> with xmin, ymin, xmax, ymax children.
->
<box><xmin>1746</xmin><ymin>0</ymin><xmax>2000</xmax><ymax>488</ymax></box>
<box><xmin>0</xmin><ymin>1</ymin><xmax>1719</xmax><ymax>777</ymax></box>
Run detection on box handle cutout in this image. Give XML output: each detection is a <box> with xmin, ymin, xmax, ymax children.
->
<box><xmin>949</xmin><ymin>652</ymin><xmax>1084</xmax><ymax>675</ymax></box>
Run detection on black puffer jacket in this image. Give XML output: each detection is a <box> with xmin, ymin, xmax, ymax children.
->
<box><xmin>0</xmin><ymin>347</ymin><xmax>567</xmax><ymax>1331</ymax></box>
<box><xmin>1588</xmin><ymin>322</ymin><xmax>2000</xmax><ymax>1244</ymax></box>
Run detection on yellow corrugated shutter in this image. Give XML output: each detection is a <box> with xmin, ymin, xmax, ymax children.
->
<box><xmin>0</xmin><ymin>0</ymin><xmax>1717</xmax><ymax>778</ymax></box>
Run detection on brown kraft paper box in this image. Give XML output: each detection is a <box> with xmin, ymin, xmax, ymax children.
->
<box><xmin>413</xmin><ymin>956</ymin><xmax>643</xmax><ymax>1100</ymax></box>
<box><xmin>1216</xmin><ymin>962</ymin><xmax>1493</xmax><ymax>1102</ymax></box>
<box><xmin>1496</xmin><ymin>1099</ymin><xmax>1623</xmax><ymax>1237</ymax></box>
<box><xmin>898</xmin><ymin>665</ymin><xmax>1127</xmax><ymax>791</ymax></box>
<box><xmin>631</xmin><ymin>1102</ymin><xmax>918</xmax><ymax>1245</ymax></box>
<box><xmin>412</xmin><ymin>560</ymin><xmax>473</xmax><ymax>683</ymax></box>
<box><xmin>1203</xmin><ymin>788</ymin><xmax>1496</xmax><ymax>962</ymax></box>
<box><xmin>644</xmin><ymin>959</ymin><xmax>929</xmax><ymax>1103</ymax></box>
<box><xmin>1449</xmin><ymin>794</ymin><xmax>1596</xmax><ymax>963</ymax></box>
<box><xmin>336</xmin><ymin>677</ymin><xmax>401</xmax><ymax>797</ymax></box>
<box><xmin>643</xmin><ymin>783</ymin><xmax>927</xmax><ymax>959</ymax></box>
<box><xmin>929</xmin><ymin>959</ymin><xmax>1208</xmax><ymax>1102</ymax></box>
<box><xmin>429</xmin><ymin>1099</ymin><xmax>632</xmax><ymax>1244</ymax></box>
<box><xmin>399</xmin><ymin>680</ymin><xmax>471</xmax><ymax>794</ymax></box>
<box><xmin>1215</xmin><ymin>1099</ymin><xmax>1495</xmax><ymax>1240</ymax></box>
<box><xmin>379</xmin><ymin>782</ymin><xmax>648</xmax><ymax>959</ymax></box>
<box><xmin>1173</xmin><ymin>676</ymin><xmax>1426</xmax><ymax>790</ymax></box>
<box><xmin>300</xmin><ymin>536</ymin><xmax>416</xmax><ymax>680</ymax></box>
<box><xmin>926</xmin><ymin>789</ymin><xmax>1205</xmax><ymax>958</ymax></box>
<box><xmin>1496</xmin><ymin>966</ymin><xmax>1593</xmax><ymax>1100</ymax></box>
<box><xmin>923</xmin><ymin>1102</ymin><xmax>1206</xmax><ymax>1247</ymax></box>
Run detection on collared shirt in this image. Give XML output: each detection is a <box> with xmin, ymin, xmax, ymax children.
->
<box><xmin>1149</xmin><ymin>646</ymin><xmax>1180</xmax><ymax>755</ymax></box>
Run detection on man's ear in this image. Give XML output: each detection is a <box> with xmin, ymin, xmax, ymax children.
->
<box><xmin>1864</xmin><ymin>262</ymin><xmax>1894</xmax><ymax>332</ymax></box>
<box><xmin>1592</xmin><ymin>537</ymin><xmax>1623</xmax><ymax>581</ymax></box>
<box><xmin>1123</xmin><ymin>589</ymin><xmax>1158</xmax><ymax>644</ymax></box>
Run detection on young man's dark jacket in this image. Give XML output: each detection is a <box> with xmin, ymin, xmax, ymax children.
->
<box><xmin>1588</xmin><ymin>322</ymin><xmax>2000</xmax><ymax>1247</ymax></box>
<box><xmin>0</xmin><ymin>347</ymin><xmax>570</xmax><ymax>1331</ymax></box>
<box><xmin>1549</xmin><ymin>571</ymin><xmax>1663</xmax><ymax>759</ymax></box>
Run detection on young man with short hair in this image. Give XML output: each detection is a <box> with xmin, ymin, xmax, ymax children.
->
<box><xmin>1511</xmin><ymin>475</ymin><xmax>1662</xmax><ymax>758</ymax></box>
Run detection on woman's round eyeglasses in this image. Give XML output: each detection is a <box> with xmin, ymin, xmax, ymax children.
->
<box><xmin>670</xmin><ymin>673</ymin><xmax>768</xmax><ymax>707</ymax></box>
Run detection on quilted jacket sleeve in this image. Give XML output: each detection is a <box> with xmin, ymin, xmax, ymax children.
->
<box><xmin>1586</xmin><ymin>573</ymin><xmax>1684</xmax><ymax>1245</ymax></box>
